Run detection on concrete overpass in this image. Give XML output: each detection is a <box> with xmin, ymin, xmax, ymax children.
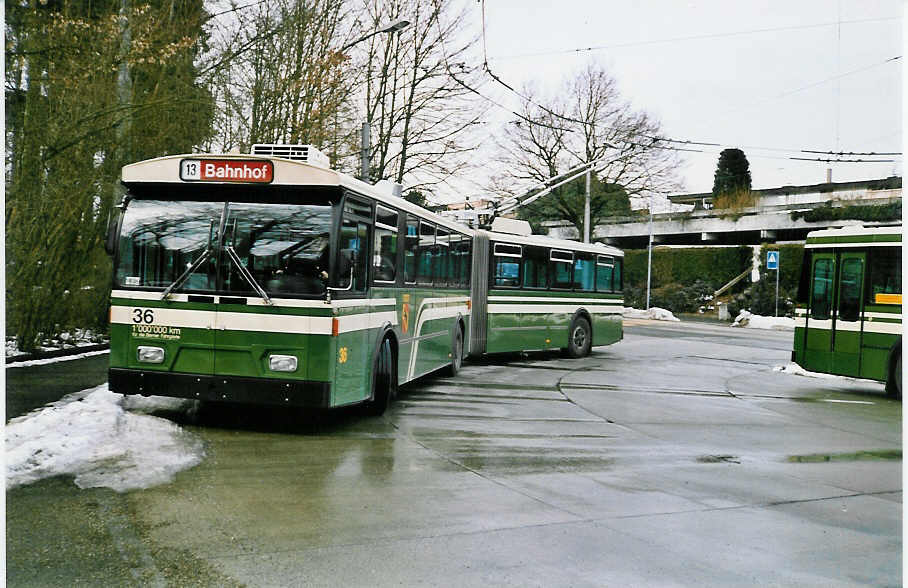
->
<box><xmin>543</xmin><ymin>180</ymin><xmax>901</xmax><ymax>248</ymax></box>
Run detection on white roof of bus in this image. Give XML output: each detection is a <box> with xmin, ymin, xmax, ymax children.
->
<box><xmin>478</xmin><ymin>229</ymin><xmax>624</xmax><ymax>257</ymax></box>
<box><xmin>121</xmin><ymin>154</ymin><xmax>474</xmax><ymax>236</ymax></box>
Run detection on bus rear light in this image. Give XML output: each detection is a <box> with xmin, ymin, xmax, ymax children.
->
<box><xmin>137</xmin><ymin>346</ymin><xmax>164</xmax><ymax>364</ymax></box>
<box><xmin>466</xmin><ymin>300</ymin><xmax>472</xmax><ymax>310</ymax></box>
<box><xmin>269</xmin><ymin>354</ymin><xmax>298</xmax><ymax>372</ymax></box>
<box><xmin>332</xmin><ymin>317</ymin><xmax>339</xmax><ymax>336</ymax></box>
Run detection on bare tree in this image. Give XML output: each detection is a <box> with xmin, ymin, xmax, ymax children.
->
<box><xmin>355</xmin><ymin>0</ymin><xmax>485</xmax><ymax>195</ymax></box>
<box><xmin>497</xmin><ymin>62</ymin><xmax>681</xmax><ymax>235</ymax></box>
<box><xmin>204</xmin><ymin>0</ymin><xmax>360</xmax><ymax>163</ymax></box>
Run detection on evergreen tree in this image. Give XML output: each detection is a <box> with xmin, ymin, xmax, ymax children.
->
<box><xmin>5</xmin><ymin>0</ymin><xmax>213</xmax><ymax>351</ymax></box>
<box><xmin>712</xmin><ymin>148</ymin><xmax>752</xmax><ymax>196</ymax></box>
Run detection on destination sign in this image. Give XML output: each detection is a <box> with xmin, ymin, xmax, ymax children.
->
<box><xmin>180</xmin><ymin>159</ymin><xmax>273</xmax><ymax>183</ymax></box>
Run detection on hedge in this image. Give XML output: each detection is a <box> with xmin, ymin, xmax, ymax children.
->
<box><xmin>789</xmin><ymin>201</ymin><xmax>901</xmax><ymax>223</ymax></box>
<box><xmin>624</xmin><ymin>246</ymin><xmax>753</xmax><ymax>292</ymax></box>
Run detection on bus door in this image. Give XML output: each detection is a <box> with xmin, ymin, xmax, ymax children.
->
<box><xmin>830</xmin><ymin>252</ymin><xmax>866</xmax><ymax>376</ymax></box>
<box><xmin>803</xmin><ymin>253</ymin><xmax>835</xmax><ymax>373</ymax></box>
<box><xmin>333</xmin><ymin>196</ymin><xmax>373</xmax><ymax>405</ymax></box>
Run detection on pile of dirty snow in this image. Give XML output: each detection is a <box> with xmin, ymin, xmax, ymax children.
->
<box><xmin>7</xmin><ymin>349</ymin><xmax>110</xmax><ymax>369</ymax></box>
<box><xmin>731</xmin><ymin>310</ymin><xmax>796</xmax><ymax>330</ymax></box>
<box><xmin>6</xmin><ymin>385</ymin><xmax>204</xmax><ymax>492</ymax></box>
<box><xmin>6</xmin><ymin>329</ymin><xmax>108</xmax><ymax>358</ymax></box>
<box><xmin>623</xmin><ymin>307</ymin><xmax>680</xmax><ymax>322</ymax></box>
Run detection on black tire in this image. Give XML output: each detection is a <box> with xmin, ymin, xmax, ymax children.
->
<box><xmin>364</xmin><ymin>338</ymin><xmax>396</xmax><ymax>415</ymax></box>
<box><xmin>885</xmin><ymin>350</ymin><xmax>901</xmax><ymax>400</ymax></box>
<box><xmin>445</xmin><ymin>325</ymin><xmax>464</xmax><ymax>377</ymax></box>
<box><xmin>566</xmin><ymin>316</ymin><xmax>592</xmax><ymax>358</ymax></box>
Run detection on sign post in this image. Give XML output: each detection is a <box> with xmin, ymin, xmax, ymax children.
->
<box><xmin>766</xmin><ymin>250</ymin><xmax>780</xmax><ymax>316</ymax></box>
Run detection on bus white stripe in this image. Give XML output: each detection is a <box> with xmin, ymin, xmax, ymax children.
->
<box><xmin>488</xmin><ymin>296</ymin><xmax>623</xmax><ymax>304</ymax></box>
<box><xmin>488</xmin><ymin>304</ymin><xmax>623</xmax><ymax>314</ymax></box>
<box><xmin>111</xmin><ymin>306</ymin><xmax>395</xmax><ymax>334</ymax></box>
<box><xmin>111</xmin><ymin>290</ymin><xmax>396</xmax><ymax>309</ymax></box>
<box><xmin>793</xmin><ymin>318</ymin><xmax>902</xmax><ymax>335</ymax></box>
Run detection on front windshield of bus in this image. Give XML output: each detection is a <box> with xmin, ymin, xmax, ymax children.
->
<box><xmin>115</xmin><ymin>199</ymin><xmax>333</xmax><ymax>297</ymax></box>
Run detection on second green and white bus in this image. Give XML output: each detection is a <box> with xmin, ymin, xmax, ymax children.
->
<box><xmin>793</xmin><ymin>225</ymin><xmax>902</xmax><ymax>398</ymax></box>
<box><xmin>107</xmin><ymin>145</ymin><xmax>623</xmax><ymax>413</ymax></box>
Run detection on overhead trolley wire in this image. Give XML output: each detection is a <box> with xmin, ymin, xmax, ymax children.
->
<box><xmin>488</xmin><ymin>16</ymin><xmax>901</xmax><ymax>61</ymax></box>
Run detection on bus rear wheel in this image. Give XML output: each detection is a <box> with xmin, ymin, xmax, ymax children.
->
<box><xmin>565</xmin><ymin>317</ymin><xmax>592</xmax><ymax>359</ymax></box>
<box><xmin>886</xmin><ymin>350</ymin><xmax>901</xmax><ymax>400</ymax></box>
<box><xmin>364</xmin><ymin>338</ymin><xmax>397</xmax><ymax>415</ymax></box>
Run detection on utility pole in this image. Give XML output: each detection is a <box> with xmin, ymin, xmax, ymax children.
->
<box><xmin>583</xmin><ymin>167</ymin><xmax>591</xmax><ymax>243</ymax></box>
<box><xmin>343</xmin><ymin>19</ymin><xmax>410</xmax><ymax>183</ymax></box>
<box><xmin>645</xmin><ymin>194</ymin><xmax>654</xmax><ymax>310</ymax></box>
<box><xmin>360</xmin><ymin>122</ymin><xmax>371</xmax><ymax>182</ymax></box>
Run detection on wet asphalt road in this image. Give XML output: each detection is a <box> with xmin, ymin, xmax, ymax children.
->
<box><xmin>7</xmin><ymin>321</ymin><xmax>902</xmax><ymax>586</ymax></box>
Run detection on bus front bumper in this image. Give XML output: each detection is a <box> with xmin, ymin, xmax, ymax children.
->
<box><xmin>108</xmin><ymin>368</ymin><xmax>331</xmax><ymax>408</ymax></box>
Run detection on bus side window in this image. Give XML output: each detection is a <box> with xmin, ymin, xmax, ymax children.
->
<box><xmin>448</xmin><ymin>233</ymin><xmax>462</xmax><ymax>287</ymax></box>
<box><xmin>373</xmin><ymin>206</ymin><xmax>398</xmax><ymax>284</ymax></box>
<box><xmin>810</xmin><ymin>258</ymin><xmax>834</xmax><ymax>320</ymax></box>
<box><xmin>596</xmin><ymin>256</ymin><xmax>614</xmax><ymax>292</ymax></box>
<box><xmin>550</xmin><ymin>250</ymin><xmax>573</xmax><ymax>289</ymax></box>
<box><xmin>574</xmin><ymin>253</ymin><xmax>595</xmax><ymax>291</ymax></box>
<box><xmin>417</xmin><ymin>221</ymin><xmax>435</xmax><ymax>285</ymax></box>
<box><xmin>338</xmin><ymin>197</ymin><xmax>372</xmax><ymax>292</ymax></box>
<box><xmin>460</xmin><ymin>235</ymin><xmax>472</xmax><ymax>288</ymax></box>
<box><xmin>404</xmin><ymin>215</ymin><xmax>418</xmax><ymax>283</ymax></box>
<box><xmin>614</xmin><ymin>258</ymin><xmax>622</xmax><ymax>292</ymax></box>
<box><xmin>523</xmin><ymin>246</ymin><xmax>549</xmax><ymax>289</ymax></box>
<box><xmin>436</xmin><ymin>226</ymin><xmax>451</xmax><ymax>286</ymax></box>
<box><xmin>868</xmin><ymin>247</ymin><xmax>902</xmax><ymax>303</ymax></box>
<box><xmin>493</xmin><ymin>243</ymin><xmax>522</xmax><ymax>288</ymax></box>
<box><xmin>838</xmin><ymin>257</ymin><xmax>863</xmax><ymax>321</ymax></box>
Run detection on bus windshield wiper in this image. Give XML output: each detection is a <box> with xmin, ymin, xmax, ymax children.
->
<box><xmin>161</xmin><ymin>248</ymin><xmax>210</xmax><ymax>301</ymax></box>
<box><xmin>224</xmin><ymin>246</ymin><xmax>273</xmax><ymax>305</ymax></box>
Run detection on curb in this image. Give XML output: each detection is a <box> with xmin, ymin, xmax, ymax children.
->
<box><xmin>6</xmin><ymin>343</ymin><xmax>110</xmax><ymax>364</ymax></box>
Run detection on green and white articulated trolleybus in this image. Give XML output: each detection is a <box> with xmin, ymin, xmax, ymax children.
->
<box><xmin>107</xmin><ymin>145</ymin><xmax>623</xmax><ymax>414</ymax></box>
<box><xmin>792</xmin><ymin>225</ymin><xmax>902</xmax><ymax>398</ymax></box>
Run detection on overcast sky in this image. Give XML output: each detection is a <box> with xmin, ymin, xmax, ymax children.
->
<box><xmin>471</xmin><ymin>0</ymin><xmax>902</xmax><ymax>196</ymax></box>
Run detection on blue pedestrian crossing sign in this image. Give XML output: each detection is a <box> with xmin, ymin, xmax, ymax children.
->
<box><xmin>766</xmin><ymin>251</ymin><xmax>779</xmax><ymax>270</ymax></box>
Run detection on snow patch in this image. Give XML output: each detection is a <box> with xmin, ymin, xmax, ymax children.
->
<box><xmin>623</xmin><ymin>307</ymin><xmax>681</xmax><ymax>322</ymax></box>
<box><xmin>6</xmin><ymin>385</ymin><xmax>205</xmax><ymax>492</ymax></box>
<box><xmin>731</xmin><ymin>310</ymin><xmax>796</xmax><ymax>331</ymax></box>
<box><xmin>773</xmin><ymin>362</ymin><xmax>880</xmax><ymax>384</ymax></box>
<box><xmin>6</xmin><ymin>329</ymin><xmax>108</xmax><ymax>358</ymax></box>
<box><xmin>6</xmin><ymin>349</ymin><xmax>110</xmax><ymax>369</ymax></box>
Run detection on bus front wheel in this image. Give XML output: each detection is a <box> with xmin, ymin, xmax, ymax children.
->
<box><xmin>886</xmin><ymin>349</ymin><xmax>901</xmax><ymax>400</ymax></box>
<box><xmin>364</xmin><ymin>338</ymin><xmax>397</xmax><ymax>415</ymax></box>
<box><xmin>565</xmin><ymin>317</ymin><xmax>592</xmax><ymax>359</ymax></box>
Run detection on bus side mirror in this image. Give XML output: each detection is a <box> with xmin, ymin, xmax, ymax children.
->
<box><xmin>105</xmin><ymin>208</ymin><xmax>122</xmax><ymax>256</ymax></box>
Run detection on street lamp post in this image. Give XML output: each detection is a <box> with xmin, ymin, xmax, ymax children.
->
<box><xmin>341</xmin><ymin>18</ymin><xmax>411</xmax><ymax>182</ymax></box>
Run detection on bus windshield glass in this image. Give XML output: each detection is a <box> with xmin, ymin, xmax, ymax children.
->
<box><xmin>115</xmin><ymin>199</ymin><xmax>333</xmax><ymax>297</ymax></box>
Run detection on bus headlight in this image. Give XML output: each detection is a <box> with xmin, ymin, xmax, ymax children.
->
<box><xmin>269</xmin><ymin>354</ymin><xmax>298</xmax><ymax>372</ymax></box>
<box><xmin>137</xmin><ymin>346</ymin><xmax>165</xmax><ymax>364</ymax></box>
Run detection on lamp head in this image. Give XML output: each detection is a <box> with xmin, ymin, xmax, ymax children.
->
<box><xmin>380</xmin><ymin>18</ymin><xmax>410</xmax><ymax>33</ymax></box>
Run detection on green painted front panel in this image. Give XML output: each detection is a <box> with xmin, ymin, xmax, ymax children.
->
<box><xmin>793</xmin><ymin>325</ymin><xmax>806</xmax><ymax>366</ymax></box>
<box><xmin>110</xmin><ymin>298</ymin><xmax>215</xmax><ymax>376</ymax></box>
